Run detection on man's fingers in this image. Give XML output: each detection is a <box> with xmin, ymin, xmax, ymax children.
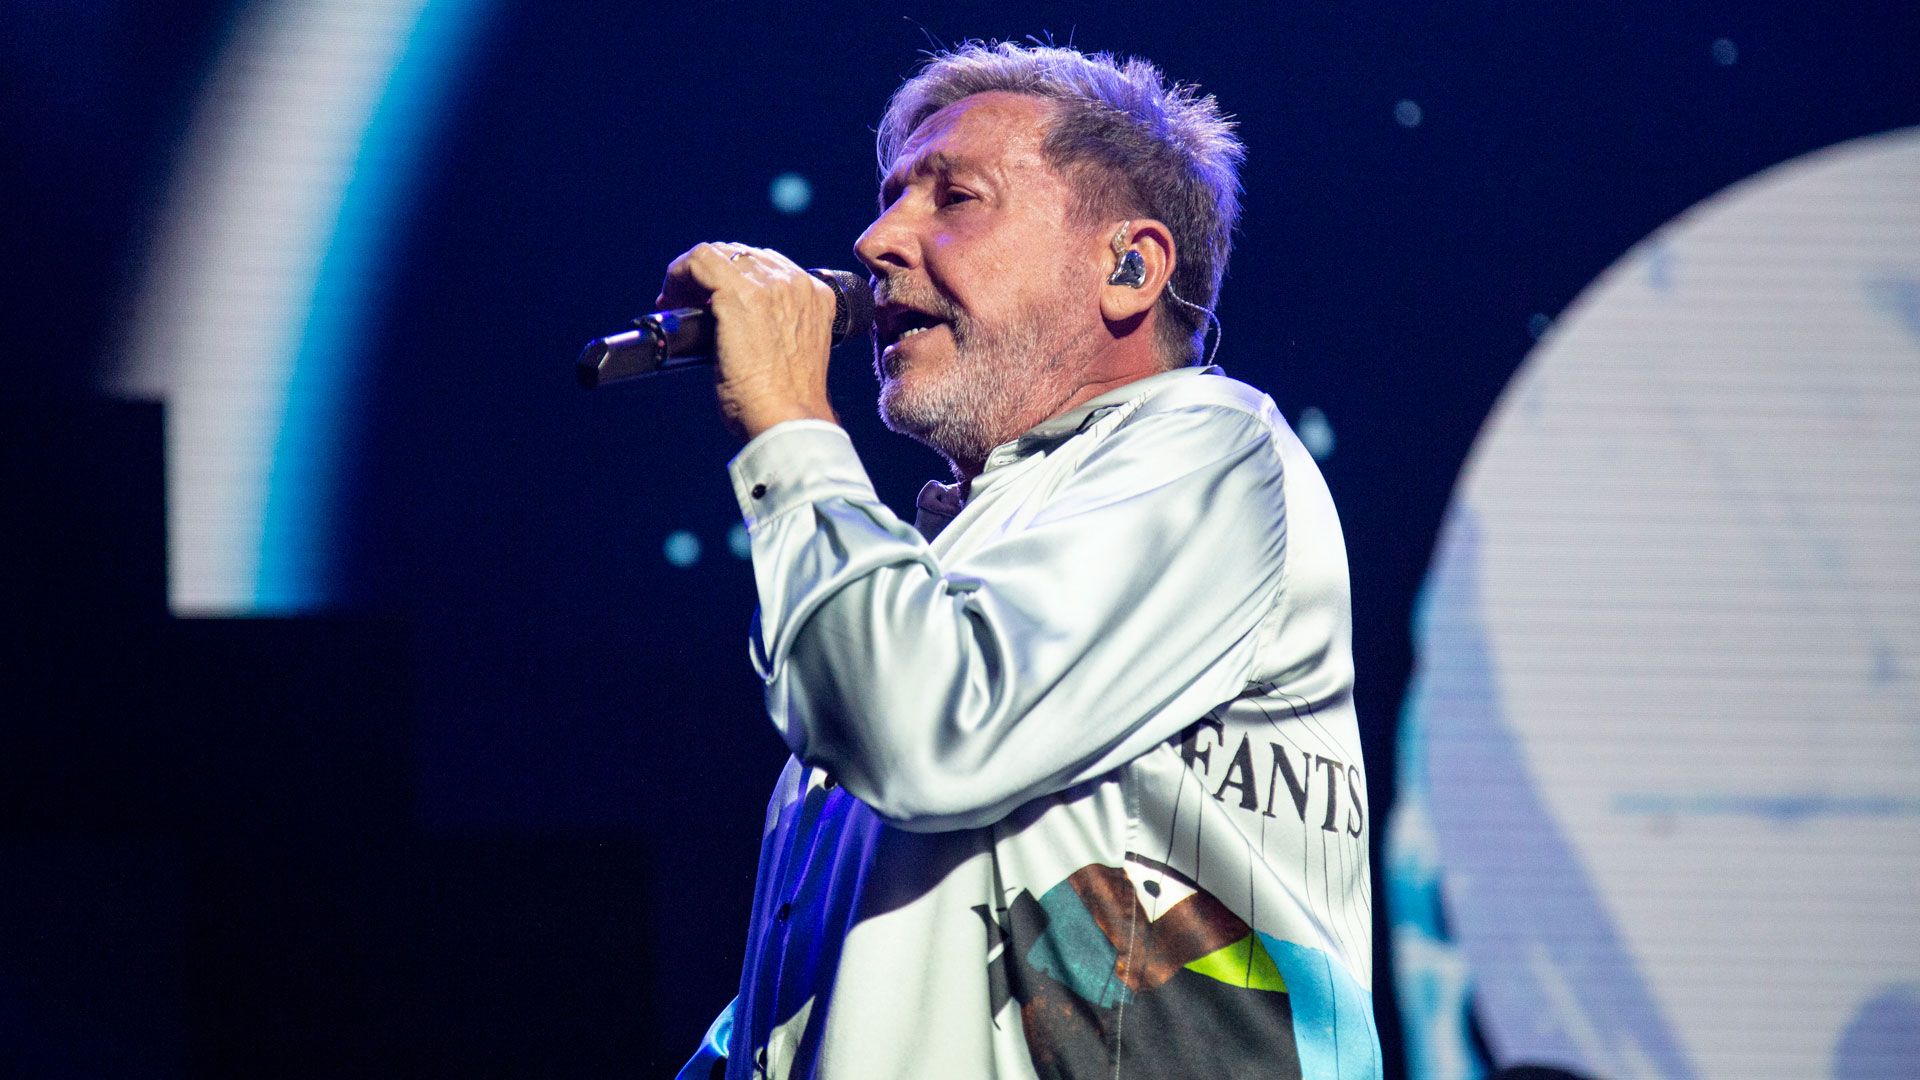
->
<box><xmin>735</xmin><ymin>244</ymin><xmax>801</xmax><ymax>274</ymax></box>
<box><xmin>656</xmin><ymin>242</ymin><xmax>751</xmax><ymax>307</ymax></box>
<box><xmin>726</xmin><ymin>246</ymin><xmax>835</xmax><ymax>311</ymax></box>
<box><xmin>654</xmin><ymin>242</ymin><xmax>832</xmax><ymax>326</ymax></box>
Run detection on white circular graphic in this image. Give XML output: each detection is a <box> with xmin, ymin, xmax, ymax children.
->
<box><xmin>1393</xmin><ymin>128</ymin><xmax>1920</xmax><ymax>1080</ymax></box>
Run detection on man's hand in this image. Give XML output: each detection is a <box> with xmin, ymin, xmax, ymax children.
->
<box><xmin>656</xmin><ymin>242</ymin><xmax>841</xmax><ymax>441</ymax></box>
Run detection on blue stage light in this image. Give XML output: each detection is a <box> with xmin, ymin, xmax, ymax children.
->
<box><xmin>1394</xmin><ymin>99</ymin><xmax>1423</xmax><ymax>128</ymax></box>
<box><xmin>728</xmin><ymin>523</ymin><xmax>751</xmax><ymax>560</ymax></box>
<box><xmin>1297</xmin><ymin>407</ymin><xmax>1335</xmax><ymax>460</ymax></box>
<box><xmin>770</xmin><ymin>172</ymin><xmax>813</xmax><ymax>214</ymax></box>
<box><xmin>664</xmin><ymin>530</ymin><xmax>702</xmax><ymax>567</ymax></box>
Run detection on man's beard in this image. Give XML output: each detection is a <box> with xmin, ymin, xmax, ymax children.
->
<box><xmin>873</xmin><ymin>275</ymin><xmax>1086</xmax><ymax>473</ymax></box>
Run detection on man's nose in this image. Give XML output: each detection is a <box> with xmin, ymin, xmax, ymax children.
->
<box><xmin>854</xmin><ymin>206</ymin><xmax>915</xmax><ymax>277</ymax></box>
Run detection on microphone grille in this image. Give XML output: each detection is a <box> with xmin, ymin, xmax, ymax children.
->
<box><xmin>811</xmin><ymin>269</ymin><xmax>875</xmax><ymax>343</ymax></box>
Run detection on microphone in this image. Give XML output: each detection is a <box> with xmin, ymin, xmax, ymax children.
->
<box><xmin>576</xmin><ymin>269</ymin><xmax>875</xmax><ymax>389</ymax></box>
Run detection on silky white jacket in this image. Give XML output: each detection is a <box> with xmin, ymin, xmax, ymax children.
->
<box><xmin>700</xmin><ymin>365</ymin><xmax>1381</xmax><ymax>1080</ymax></box>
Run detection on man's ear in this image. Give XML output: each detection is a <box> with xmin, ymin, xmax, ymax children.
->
<box><xmin>1098</xmin><ymin>219</ymin><xmax>1176</xmax><ymax>324</ymax></box>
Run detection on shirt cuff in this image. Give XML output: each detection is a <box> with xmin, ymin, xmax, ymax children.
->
<box><xmin>727</xmin><ymin>420</ymin><xmax>879</xmax><ymax>527</ymax></box>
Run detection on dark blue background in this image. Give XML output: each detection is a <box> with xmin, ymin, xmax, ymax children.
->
<box><xmin>7</xmin><ymin>2</ymin><xmax>1917</xmax><ymax>1074</ymax></box>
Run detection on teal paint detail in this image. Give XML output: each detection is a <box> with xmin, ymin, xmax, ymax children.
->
<box><xmin>1028</xmin><ymin>878</ymin><xmax>1131</xmax><ymax>1009</ymax></box>
<box><xmin>1262</xmin><ymin>935</ymin><xmax>1384</xmax><ymax>1080</ymax></box>
<box><xmin>257</xmin><ymin>0</ymin><xmax>494</xmax><ymax>610</ymax></box>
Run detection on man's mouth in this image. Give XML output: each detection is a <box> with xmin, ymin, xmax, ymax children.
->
<box><xmin>875</xmin><ymin>304</ymin><xmax>952</xmax><ymax>353</ymax></box>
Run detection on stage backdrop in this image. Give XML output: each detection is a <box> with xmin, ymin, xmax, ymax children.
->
<box><xmin>1391</xmin><ymin>128</ymin><xmax>1920</xmax><ymax>1080</ymax></box>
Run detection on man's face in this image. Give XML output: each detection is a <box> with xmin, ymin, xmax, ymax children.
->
<box><xmin>856</xmin><ymin>92</ymin><xmax>1103</xmax><ymax>470</ymax></box>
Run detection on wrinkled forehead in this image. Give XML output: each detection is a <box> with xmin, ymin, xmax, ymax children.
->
<box><xmin>880</xmin><ymin>92</ymin><xmax>1060</xmax><ymax>199</ymax></box>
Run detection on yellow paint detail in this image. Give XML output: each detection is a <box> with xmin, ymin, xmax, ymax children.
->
<box><xmin>1184</xmin><ymin>935</ymin><xmax>1288</xmax><ymax>992</ymax></box>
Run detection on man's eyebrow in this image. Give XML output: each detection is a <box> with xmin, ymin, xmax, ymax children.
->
<box><xmin>880</xmin><ymin>151</ymin><xmax>961</xmax><ymax>206</ymax></box>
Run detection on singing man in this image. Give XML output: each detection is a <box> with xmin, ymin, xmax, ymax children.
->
<box><xmin>661</xmin><ymin>41</ymin><xmax>1382</xmax><ymax>1080</ymax></box>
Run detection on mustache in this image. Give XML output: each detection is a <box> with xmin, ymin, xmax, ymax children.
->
<box><xmin>872</xmin><ymin>275</ymin><xmax>962</xmax><ymax>325</ymax></box>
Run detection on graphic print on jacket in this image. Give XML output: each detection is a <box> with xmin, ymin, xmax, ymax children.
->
<box><xmin>979</xmin><ymin>855</ymin><xmax>1380</xmax><ymax>1079</ymax></box>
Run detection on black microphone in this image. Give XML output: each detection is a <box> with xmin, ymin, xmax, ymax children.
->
<box><xmin>576</xmin><ymin>269</ymin><xmax>875</xmax><ymax>389</ymax></box>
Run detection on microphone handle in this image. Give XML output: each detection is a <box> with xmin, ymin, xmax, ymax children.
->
<box><xmin>576</xmin><ymin>268</ymin><xmax>873</xmax><ymax>390</ymax></box>
<box><xmin>575</xmin><ymin>307</ymin><xmax>713</xmax><ymax>389</ymax></box>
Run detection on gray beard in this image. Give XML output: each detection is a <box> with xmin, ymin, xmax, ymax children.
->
<box><xmin>877</xmin><ymin>328</ymin><xmax>1060</xmax><ymax>471</ymax></box>
<box><xmin>874</xmin><ymin>281</ymin><xmax>1086</xmax><ymax>474</ymax></box>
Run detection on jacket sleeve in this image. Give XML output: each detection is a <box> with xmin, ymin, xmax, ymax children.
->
<box><xmin>728</xmin><ymin>403</ymin><xmax>1287</xmax><ymax>832</ymax></box>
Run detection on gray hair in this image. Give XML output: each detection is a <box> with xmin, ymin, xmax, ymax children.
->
<box><xmin>876</xmin><ymin>42</ymin><xmax>1245</xmax><ymax>366</ymax></box>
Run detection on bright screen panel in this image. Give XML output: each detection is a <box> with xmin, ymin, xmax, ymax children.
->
<box><xmin>1391</xmin><ymin>128</ymin><xmax>1920</xmax><ymax>1080</ymax></box>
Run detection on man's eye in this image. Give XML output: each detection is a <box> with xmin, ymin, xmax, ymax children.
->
<box><xmin>939</xmin><ymin>187</ymin><xmax>977</xmax><ymax>207</ymax></box>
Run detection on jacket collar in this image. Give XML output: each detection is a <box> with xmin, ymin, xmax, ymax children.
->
<box><xmin>987</xmin><ymin>364</ymin><xmax>1225</xmax><ymax>469</ymax></box>
<box><xmin>913</xmin><ymin>365</ymin><xmax>1224</xmax><ymax>538</ymax></box>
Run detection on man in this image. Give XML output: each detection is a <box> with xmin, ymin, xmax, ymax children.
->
<box><xmin>665</xmin><ymin>42</ymin><xmax>1380</xmax><ymax>1079</ymax></box>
